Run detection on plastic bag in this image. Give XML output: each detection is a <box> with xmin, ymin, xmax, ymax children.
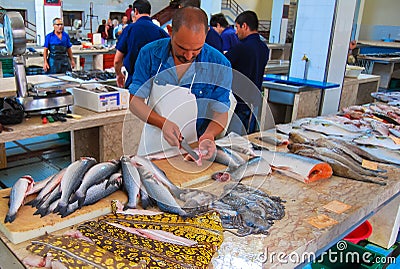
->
<box><xmin>0</xmin><ymin>97</ymin><xmax>24</xmax><ymax>125</ymax></box>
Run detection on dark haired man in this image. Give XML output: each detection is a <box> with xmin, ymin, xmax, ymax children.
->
<box><xmin>129</xmin><ymin>7</ymin><xmax>232</xmax><ymax>158</ymax></box>
<box><xmin>225</xmin><ymin>11</ymin><xmax>269</xmax><ymax>134</ymax></box>
<box><xmin>210</xmin><ymin>13</ymin><xmax>239</xmax><ymax>53</ymax></box>
<box><xmin>114</xmin><ymin>0</ymin><xmax>169</xmax><ymax>88</ymax></box>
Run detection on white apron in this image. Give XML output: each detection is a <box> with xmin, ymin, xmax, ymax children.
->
<box><xmin>137</xmin><ymin>73</ymin><xmax>198</xmax><ymax>156</ymax></box>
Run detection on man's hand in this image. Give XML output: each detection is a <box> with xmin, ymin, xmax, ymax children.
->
<box><xmin>70</xmin><ymin>59</ymin><xmax>76</xmax><ymax>69</ymax></box>
<box><xmin>198</xmin><ymin>132</ymin><xmax>216</xmax><ymax>160</ymax></box>
<box><xmin>43</xmin><ymin>62</ymin><xmax>49</xmax><ymax>72</ymax></box>
<box><xmin>162</xmin><ymin>119</ymin><xmax>182</xmax><ymax>148</ymax></box>
<box><xmin>116</xmin><ymin>73</ymin><xmax>125</xmax><ymax>88</ymax></box>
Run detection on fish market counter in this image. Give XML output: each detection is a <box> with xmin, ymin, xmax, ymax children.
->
<box><xmin>0</xmin><ymin>133</ymin><xmax>399</xmax><ymax>268</ymax></box>
<box><xmin>0</xmin><ymin>105</ymin><xmax>143</xmax><ymax>168</ymax></box>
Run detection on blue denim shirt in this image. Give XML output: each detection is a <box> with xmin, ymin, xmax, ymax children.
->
<box><xmin>129</xmin><ymin>38</ymin><xmax>232</xmax><ymax>136</ymax></box>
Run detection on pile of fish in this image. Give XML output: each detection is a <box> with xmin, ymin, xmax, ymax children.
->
<box><xmin>371</xmin><ymin>91</ymin><xmax>400</xmax><ymax>106</ymax></box>
<box><xmin>211</xmin><ymin>183</ymin><xmax>285</xmax><ymax>236</ymax></box>
<box><xmin>65</xmin><ymin>70</ymin><xmax>116</xmax><ymax>81</ymax></box>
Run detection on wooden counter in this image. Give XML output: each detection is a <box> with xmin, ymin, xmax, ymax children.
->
<box><xmin>0</xmin><ymin>133</ymin><xmax>399</xmax><ymax>268</ymax></box>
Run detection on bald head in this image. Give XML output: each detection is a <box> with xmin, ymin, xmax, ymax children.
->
<box><xmin>172</xmin><ymin>7</ymin><xmax>208</xmax><ymax>35</ymax></box>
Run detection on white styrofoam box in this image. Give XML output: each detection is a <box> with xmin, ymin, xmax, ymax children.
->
<box><xmin>70</xmin><ymin>83</ymin><xmax>129</xmax><ymax>112</ymax></box>
<box><xmin>345</xmin><ymin>65</ymin><xmax>365</xmax><ymax>78</ymax></box>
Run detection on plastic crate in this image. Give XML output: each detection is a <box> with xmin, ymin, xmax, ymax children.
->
<box><xmin>103</xmin><ymin>53</ymin><xmax>115</xmax><ymax>69</ymax></box>
<box><xmin>311</xmin><ymin>241</ymin><xmax>386</xmax><ymax>269</ymax></box>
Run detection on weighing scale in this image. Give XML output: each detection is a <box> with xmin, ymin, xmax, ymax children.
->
<box><xmin>3</xmin><ymin>12</ymin><xmax>74</xmax><ymax>112</ymax></box>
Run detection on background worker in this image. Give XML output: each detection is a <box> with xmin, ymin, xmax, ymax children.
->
<box><xmin>210</xmin><ymin>13</ymin><xmax>239</xmax><ymax>53</ymax></box>
<box><xmin>43</xmin><ymin>18</ymin><xmax>75</xmax><ymax>74</ymax></box>
<box><xmin>225</xmin><ymin>11</ymin><xmax>269</xmax><ymax>134</ymax></box>
<box><xmin>114</xmin><ymin>0</ymin><xmax>169</xmax><ymax>88</ymax></box>
<box><xmin>129</xmin><ymin>7</ymin><xmax>232</xmax><ymax>158</ymax></box>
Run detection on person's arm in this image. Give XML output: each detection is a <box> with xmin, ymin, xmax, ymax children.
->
<box><xmin>67</xmin><ymin>48</ymin><xmax>75</xmax><ymax>69</ymax></box>
<box><xmin>129</xmin><ymin>95</ymin><xmax>181</xmax><ymax>147</ymax></box>
<box><xmin>114</xmin><ymin>50</ymin><xmax>125</xmax><ymax>88</ymax></box>
<box><xmin>43</xmin><ymin>47</ymin><xmax>49</xmax><ymax>72</ymax></box>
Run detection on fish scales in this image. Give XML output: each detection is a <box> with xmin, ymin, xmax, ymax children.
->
<box><xmin>138</xmin><ymin>167</ymin><xmax>187</xmax><ymax>216</ymax></box>
<box><xmin>70</xmin><ymin>160</ymin><xmax>120</xmax><ymax>207</ymax></box>
<box><xmin>56</xmin><ymin>157</ymin><xmax>97</xmax><ymax>216</ymax></box>
<box><xmin>121</xmin><ymin>156</ymin><xmax>141</xmax><ymax>210</ymax></box>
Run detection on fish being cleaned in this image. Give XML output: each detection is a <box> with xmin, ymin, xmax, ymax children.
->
<box><xmin>215</xmin><ymin>132</ymin><xmax>256</xmax><ymax>156</ymax></box>
<box><xmin>255</xmin><ymin>150</ymin><xmax>332</xmax><ymax>183</ymax></box>
<box><xmin>121</xmin><ymin>156</ymin><xmax>141</xmax><ymax>210</ymax></box>
<box><xmin>55</xmin><ymin>157</ymin><xmax>97</xmax><ymax>217</ymax></box>
<box><xmin>212</xmin><ymin>156</ymin><xmax>271</xmax><ymax>182</ymax></box>
<box><xmin>138</xmin><ymin>167</ymin><xmax>187</xmax><ymax>216</ymax></box>
<box><xmin>5</xmin><ymin>175</ymin><xmax>34</xmax><ymax>223</ymax></box>
<box><xmin>70</xmin><ymin>160</ymin><xmax>120</xmax><ymax>208</ymax></box>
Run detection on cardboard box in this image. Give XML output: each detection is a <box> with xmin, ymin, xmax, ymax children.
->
<box><xmin>70</xmin><ymin>83</ymin><xmax>129</xmax><ymax>112</ymax></box>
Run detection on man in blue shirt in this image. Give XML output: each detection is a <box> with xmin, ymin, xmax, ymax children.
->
<box><xmin>129</xmin><ymin>7</ymin><xmax>232</xmax><ymax>158</ymax></box>
<box><xmin>43</xmin><ymin>18</ymin><xmax>75</xmax><ymax>74</ymax></box>
<box><xmin>225</xmin><ymin>11</ymin><xmax>269</xmax><ymax>134</ymax></box>
<box><xmin>114</xmin><ymin>0</ymin><xmax>169</xmax><ymax>88</ymax></box>
<box><xmin>210</xmin><ymin>13</ymin><xmax>239</xmax><ymax>53</ymax></box>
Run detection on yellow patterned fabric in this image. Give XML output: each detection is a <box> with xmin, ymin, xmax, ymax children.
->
<box><xmin>78</xmin><ymin>211</ymin><xmax>224</xmax><ymax>269</ymax></box>
<box><xmin>26</xmin><ymin>234</ymin><xmax>146</xmax><ymax>269</ymax></box>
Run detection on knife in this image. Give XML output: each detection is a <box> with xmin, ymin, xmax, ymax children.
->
<box><xmin>180</xmin><ymin>138</ymin><xmax>199</xmax><ymax>161</ymax></box>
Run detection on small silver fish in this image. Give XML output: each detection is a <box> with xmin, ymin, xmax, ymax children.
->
<box><xmin>5</xmin><ymin>175</ymin><xmax>35</xmax><ymax>223</ymax></box>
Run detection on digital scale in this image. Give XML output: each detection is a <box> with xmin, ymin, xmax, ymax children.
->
<box><xmin>3</xmin><ymin>12</ymin><xmax>74</xmax><ymax>112</ymax></box>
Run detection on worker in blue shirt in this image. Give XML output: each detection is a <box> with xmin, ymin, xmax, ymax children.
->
<box><xmin>114</xmin><ymin>0</ymin><xmax>169</xmax><ymax>88</ymax></box>
<box><xmin>43</xmin><ymin>18</ymin><xmax>75</xmax><ymax>74</ymax></box>
<box><xmin>225</xmin><ymin>11</ymin><xmax>269</xmax><ymax>134</ymax></box>
<box><xmin>129</xmin><ymin>7</ymin><xmax>232</xmax><ymax>158</ymax></box>
<box><xmin>210</xmin><ymin>13</ymin><xmax>239</xmax><ymax>53</ymax></box>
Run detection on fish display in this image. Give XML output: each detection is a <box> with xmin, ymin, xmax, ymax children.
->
<box><xmin>215</xmin><ymin>132</ymin><xmax>256</xmax><ymax>156</ymax></box>
<box><xmin>210</xmin><ymin>183</ymin><xmax>285</xmax><ymax>236</ymax></box>
<box><xmin>255</xmin><ymin>150</ymin><xmax>333</xmax><ymax>183</ymax></box>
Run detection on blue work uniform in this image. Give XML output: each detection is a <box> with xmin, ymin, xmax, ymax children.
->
<box><xmin>43</xmin><ymin>31</ymin><xmax>73</xmax><ymax>74</ymax></box>
<box><xmin>116</xmin><ymin>16</ymin><xmax>169</xmax><ymax>88</ymax></box>
<box><xmin>129</xmin><ymin>38</ymin><xmax>232</xmax><ymax>137</ymax></box>
<box><xmin>221</xmin><ymin>26</ymin><xmax>239</xmax><ymax>52</ymax></box>
<box><xmin>205</xmin><ymin>27</ymin><xmax>223</xmax><ymax>53</ymax></box>
<box><xmin>225</xmin><ymin>33</ymin><xmax>269</xmax><ymax>134</ymax></box>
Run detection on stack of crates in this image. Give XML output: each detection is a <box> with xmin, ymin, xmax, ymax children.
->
<box><xmin>0</xmin><ymin>58</ymin><xmax>14</xmax><ymax>77</ymax></box>
<box><xmin>103</xmin><ymin>54</ymin><xmax>115</xmax><ymax>69</ymax></box>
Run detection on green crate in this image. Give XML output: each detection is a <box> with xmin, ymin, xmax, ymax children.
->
<box><xmin>311</xmin><ymin>241</ymin><xmax>386</xmax><ymax>269</ymax></box>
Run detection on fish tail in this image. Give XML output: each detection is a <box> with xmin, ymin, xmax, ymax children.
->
<box><xmin>77</xmin><ymin>197</ymin><xmax>86</xmax><ymax>209</ymax></box>
<box><xmin>4</xmin><ymin>213</ymin><xmax>16</xmax><ymax>223</ymax></box>
<box><xmin>26</xmin><ymin>198</ymin><xmax>38</xmax><ymax>207</ymax></box>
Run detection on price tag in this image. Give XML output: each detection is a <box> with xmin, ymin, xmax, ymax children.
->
<box><xmin>362</xmin><ymin>159</ymin><xmax>379</xmax><ymax>171</ymax></box>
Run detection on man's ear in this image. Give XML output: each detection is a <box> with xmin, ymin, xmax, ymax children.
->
<box><xmin>242</xmin><ymin>22</ymin><xmax>249</xmax><ymax>31</ymax></box>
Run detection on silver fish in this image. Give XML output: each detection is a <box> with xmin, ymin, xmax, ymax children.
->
<box><xmin>5</xmin><ymin>175</ymin><xmax>35</xmax><ymax>223</ymax></box>
<box><xmin>132</xmin><ymin>155</ymin><xmax>182</xmax><ymax>196</ymax></box>
<box><xmin>353</xmin><ymin>136</ymin><xmax>400</xmax><ymax>150</ymax></box>
<box><xmin>212</xmin><ymin>156</ymin><xmax>272</xmax><ymax>182</ymax></box>
<box><xmin>214</xmin><ymin>146</ymin><xmax>246</xmax><ymax>170</ymax></box>
<box><xmin>26</xmin><ymin>174</ymin><xmax>54</xmax><ymax>196</ymax></box>
<box><xmin>70</xmin><ymin>160</ymin><xmax>120</xmax><ymax>208</ymax></box>
<box><xmin>138</xmin><ymin>167</ymin><xmax>187</xmax><ymax>216</ymax></box>
<box><xmin>28</xmin><ymin>169</ymin><xmax>65</xmax><ymax>208</ymax></box>
<box><xmin>34</xmin><ymin>185</ymin><xmax>61</xmax><ymax>217</ymax></box>
<box><xmin>64</xmin><ymin>176</ymin><xmax>122</xmax><ymax>217</ymax></box>
<box><xmin>55</xmin><ymin>157</ymin><xmax>97</xmax><ymax>217</ymax></box>
<box><xmin>120</xmin><ymin>156</ymin><xmax>141</xmax><ymax>210</ymax></box>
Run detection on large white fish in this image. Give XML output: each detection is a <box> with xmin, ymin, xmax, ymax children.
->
<box><xmin>5</xmin><ymin>175</ymin><xmax>34</xmax><ymax>223</ymax></box>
